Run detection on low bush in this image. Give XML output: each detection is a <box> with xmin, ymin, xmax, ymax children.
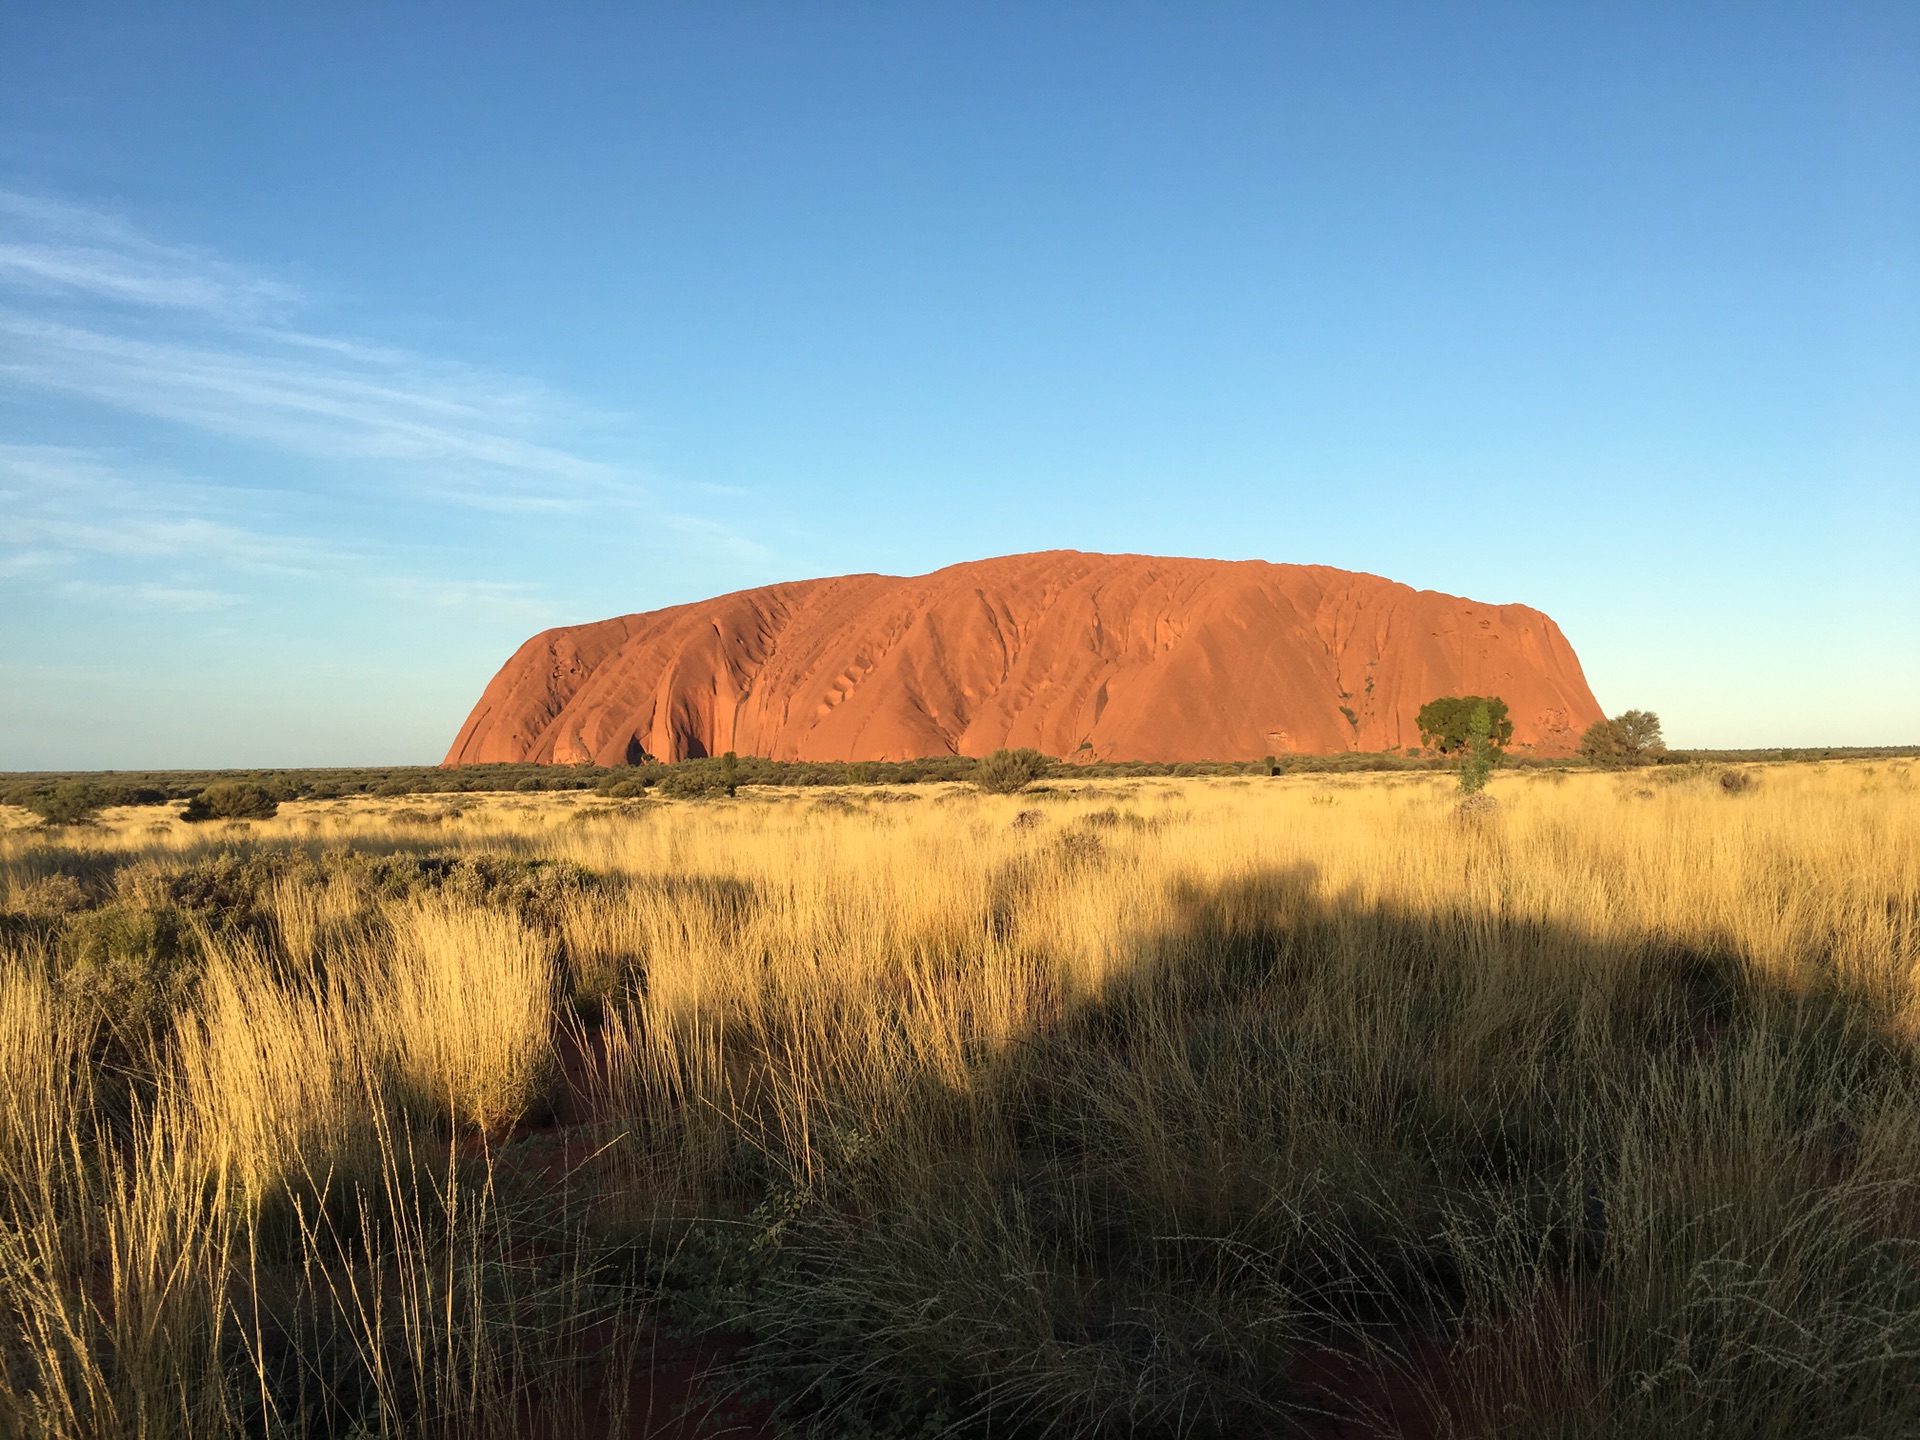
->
<box><xmin>182</xmin><ymin>781</ymin><xmax>279</xmax><ymax>823</ymax></box>
<box><xmin>27</xmin><ymin>780</ymin><xmax>111</xmax><ymax>826</ymax></box>
<box><xmin>973</xmin><ymin>747</ymin><xmax>1051</xmax><ymax>794</ymax></box>
<box><xmin>10</xmin><ymin>779</ymin><xmax>168</xmax><ymax>825</ymax></box>
<box><xmin>57</xmin><ymin>903</ymin><xmax>201</xmax><ymax>1054</ymax></box>
<box><xmin>10</xmin><ymin>873</ymin><xmax>88</xmax><ymax>918</ymax></box>
<box><xmin>658</xmin><ymin>753</ymin><xmax>741</xmax><ymax>798</ymax></box>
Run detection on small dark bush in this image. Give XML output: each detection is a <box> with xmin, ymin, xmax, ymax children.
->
<box><xmin>974</xmin><ymin>748</ymin><xmax>1051</xmax><ymax>794</ymax></box>
<box><xmin>182</xmin><ymin>781</ymin><xmax>279</xmax><ymax>823</ymax></box>
<box><xmin>12</xmin><ymin>873</ymin><xmax>89</xmax><ymax>918</ymax></box>
<box><xmin>659</xmin><ymin>769</ymin><xmax>727</xmax><ymax>799</ymax></box>
<box><xmin>605</xmin><ymin>777</ymin><xmax>653</xmax><ymax>799</ymax></box>
<box><xmin>59</xmin><ymin>904</ymin><xmax>201</xmax><ymax>1051</ymax></box>
<box><xmin>659</xmin><ymin>754</ymin><xmax>740</xmax><ymax>799</ymax></box>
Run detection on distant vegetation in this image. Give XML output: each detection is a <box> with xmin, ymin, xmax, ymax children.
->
<box><xmin>0</xmin><ymin>751</ymin><xmax>1470</xmax><ymax>822</ymax></box>
<box><xmin>2</xmin><ymin>762</ymin><xmax>1916</xmax><ymax>1435</ymax></box>
<box><xmin>2</xmin><ymin>733</ymin><xmax>1915</xmax><ymax>826</ymax></box>
<box><xmin>14</xmin><ymin>778</ymin><xmax>166</xmax><ymax>825</ymax></box>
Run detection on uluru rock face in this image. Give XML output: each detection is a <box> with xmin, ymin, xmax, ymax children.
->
<box><xmin>444</xmin><ymin>552</ymin><xmax>1605</xmax><ymax>766</ymax></box>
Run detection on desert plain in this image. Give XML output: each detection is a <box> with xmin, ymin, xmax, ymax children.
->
<box><xmin>2</xmin><ymin>758</ymin><xmax>1918</xmax><ymax>1438</ymax></box>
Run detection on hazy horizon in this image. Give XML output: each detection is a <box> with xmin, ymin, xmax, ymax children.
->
<box><xmin>2</xmin><ymin>5</ymin><xmax>1915</xmax><ymax>767</ymax></box>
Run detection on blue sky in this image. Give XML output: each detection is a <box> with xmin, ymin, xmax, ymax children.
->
<box><xmin>0</xmin><ymin>3</ymin><xmax>1914</xmax><ymax>767</ymax></box>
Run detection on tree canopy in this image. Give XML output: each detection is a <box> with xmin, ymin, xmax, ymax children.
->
<box><xmin>1416</xmin><ymin>696</ymin><xmax>1514</xmax><ymax>755</ymax></box>
<box><xmin>1580</xmin><ymin>710</ymin><xmax>1666</xmax><ymax>768</ymax></box>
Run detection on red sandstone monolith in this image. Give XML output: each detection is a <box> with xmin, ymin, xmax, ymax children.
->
<box><xmin>444</xmin><ymin>551</ymin><xmax>1604</xmax><ymax>765</ymax></box>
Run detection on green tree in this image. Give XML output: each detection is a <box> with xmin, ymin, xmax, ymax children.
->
<box><xmin>973</xmin><ymin>748</ymin><xmax>1051</xmax><ymax>795</ymax></box>
<box><xmin>1580</xmin><ymin>710</ymin><xmax>1665</xmax><ymax>768</ymax></box>
<box><xmin>1417</xmin><ymin>696</ymin><xmax>1514</xmax><ymax>755</ymax></box>
<box><xmin>1615</xmin><ymin>710</ymin><xmax>1664</xmax><ymax>754</ymax></box>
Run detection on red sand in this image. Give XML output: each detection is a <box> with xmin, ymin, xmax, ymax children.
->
<box><xmin>445</xmin><ymin>551</ymin><xmax>1603</xmax><ymax>766</ymax></box>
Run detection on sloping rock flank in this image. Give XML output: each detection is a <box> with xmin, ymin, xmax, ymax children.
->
<box><xmin>445</xmin><ymin>552</ymin><xmax>1604</xmax><ymax>766</ymax></box>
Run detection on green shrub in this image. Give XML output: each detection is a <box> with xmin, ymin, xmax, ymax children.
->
<box><xmin>12</xmin><ymin>779</ymin><xmax>167</xmax><ymax>825</ymax></box>
<box><xmin>12</xmin><ymin>873</ymin><xmax>88</xmax><ymax>918</ymax></box>
<box><xmin>182</xmin><ymin>781</ymin><xmax>279</xmax><ymax>822</ymax></box>
<box><xmin>659</xmin><ymin>756</ymin><xmax>738</xmax><ymax>799</ymax></box>
<box><xmin>144</xmin><ymin>850</ymin><xmax>321</xmax><ymax>932</ymax></box>
<box><xmin>59</xmin><ymin>904</ymin><xmax>201</xmax><ymax>1050</ymax></box>
<box><xmin>1458</xmin><ymin>700</ymin><xmax>1502</xmax><ymax>795</ymax></box>
<box><xmin>973</xmin><ymin>748</ymin><xmax>1051</xmax><ymax>794</ymax></box>
<box><xmin>26</xmin><ymin>780</ymin><xmax>111</xmax><ymax>825</ymax></box>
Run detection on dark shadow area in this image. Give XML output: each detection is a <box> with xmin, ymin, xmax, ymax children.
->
<box><xmin>644</xmin><ymin>864</ymin><xmax>1920</xmax><ymax>1439</ymax></box>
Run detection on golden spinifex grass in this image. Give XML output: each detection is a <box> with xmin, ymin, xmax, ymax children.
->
<box><xmin>0</xmin><ymin>759</ymin><xmax>1917</xmax><ymax>1438</ymax></box>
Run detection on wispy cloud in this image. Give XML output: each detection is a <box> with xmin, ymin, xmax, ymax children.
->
<box><xmin>0</xmin><ymin>191</ymin><xmax>297</xmax><ymax>319</ymax></box>
<box><xmin>0</xmin><ymin>315</ymin><xmax>624</xmax><ymax>507</ymax></box>
<box><xmin>0</xmin><ymin>190</ymin><xmax>647</xmax><ymax>514</ymax></box>
<box><xmin>57</xmin><ymin>579</ymin><xmax>239</xmax><ymax>612</ymax></box>
<box><xmin>0</xmin><ymin>444</ymin><xmax>336</xmax><ymax>574</ymax></box>
<box><xmin>0</xmin><ymin>439</ymin><xmax>567</xmax><ymax>636</ymax></box>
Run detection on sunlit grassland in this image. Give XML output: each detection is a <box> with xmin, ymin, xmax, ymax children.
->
<box><xmin>2</xmin><ymin>760</ymin><xmax>1918</xmax><ymax>1437</ymax></box>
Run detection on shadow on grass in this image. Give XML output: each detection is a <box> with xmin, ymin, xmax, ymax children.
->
<box><xmin>648</xmin><ymin>865</ymin><xmax>1920</xmax><ymax>1439</ymax></box>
